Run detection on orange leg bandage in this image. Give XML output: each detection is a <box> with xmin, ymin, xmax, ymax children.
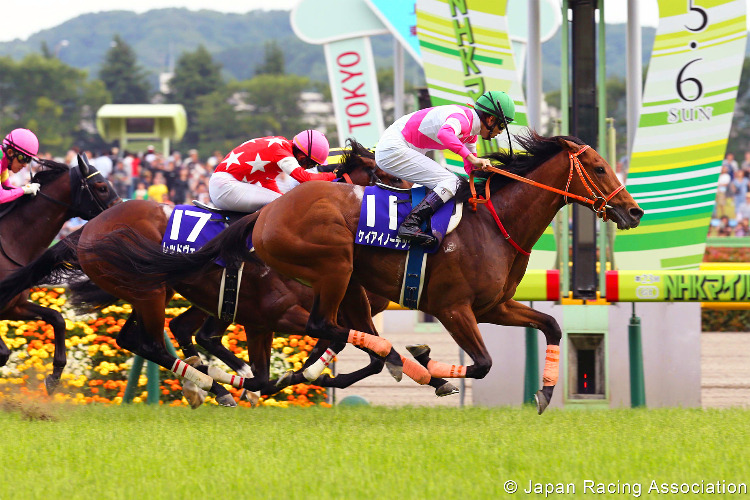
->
<box><xmin>347</xmin><ymin>330</ymin><xmax>392</xmax><ymax>357</ymax></box>
<box><xmin>400</xmin><ymin>356</ymin><xmax>431</xmax><ymax>385</ymax></box>
<box><xmin>542</xmin><ymin>345</ymin><xmax>560</xmax><ymax>386</ymax></box>
<box><xmin>426</xmin><ymin>360</ymin><xmax>467</xmax><ymax>378</ymax></box>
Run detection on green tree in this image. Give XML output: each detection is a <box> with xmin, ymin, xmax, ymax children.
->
<box><xmin>0</xmin><ymin>54</ymin><xmax>111</xmax><ymax>155</ymax></box>
<box><xmin>255</xmin><ymin>41</ymin><xmax>285</xmax><ymax>76</ymax></box>
<box><xmin>168</xmin><ymin>45</ymin><xmax>225</xmax><ymax>150</ymax></box>
<box><xmin>727</xmin><ymin>57</ymin><xmax>750</xmax><ymax>160</ymax></box>
<box><xmin>237</xmin><ymin>73</ymin><xmax>311</xmax><ymax>139</ymax></box>
<box><xmin>98</xmin><ymin>35</ymin><xmax>151</xmax><ymax>104</ymax></box>
<box><xmin>193</xmin><ymin>85</ymin><xmax>244</xmax><ymax>157</ymax></box>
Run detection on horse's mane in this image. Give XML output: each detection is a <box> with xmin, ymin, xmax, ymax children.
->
<box><xmin>331</xmin><ymin>138</ymin><xmax>375</xmax><ymax>176</ymax></box>
<box><xmin>30</xmin><ymin>158</ymin><xmax>70</xmax><ymax>185</ymax></box>
<box><xmin>455</xmin><ymin>131</ymin><xmax>585</xmax><ymax>203</ymax></box>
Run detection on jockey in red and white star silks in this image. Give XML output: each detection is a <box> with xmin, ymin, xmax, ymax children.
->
<box><xmin>209</xmin><ymin>130</ymin><xmax>335</xmax><ymax>212</ymax></box>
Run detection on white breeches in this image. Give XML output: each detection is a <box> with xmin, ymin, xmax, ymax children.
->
<box><xmin>375</xmin><ymin>129</ymin><xmax>460</xmax><ymax>203</ymax></box>
<box><xmin>208</xmin><ymin>172</ymin><xmax>281</xmax><ymax>212</ymax></box>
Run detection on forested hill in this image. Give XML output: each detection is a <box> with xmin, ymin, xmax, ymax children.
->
<box><xmin>0</xmin><ymin>8</ymin><xmax>670</xmax><ymax>91</ymax></box>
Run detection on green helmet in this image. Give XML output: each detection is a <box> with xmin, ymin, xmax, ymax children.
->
<box><xmin>475</xmin><ymin>91</ymin><xmax>515</xmax><ymax>124</ymax></box>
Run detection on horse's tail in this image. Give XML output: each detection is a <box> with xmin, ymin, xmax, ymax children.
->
<box><xmin>0</xmin><ymin>229</ymin><xmax>85</xmax><ymax>309</ymax></box>
<box><xmin>81</xmin><ymin>211</ymin><xmax>261</xmax><ymax>293</ymax></box>
<box><xmin>67</xmin><ymin>279</ymin><xmax>119</xmax><ymax>315</ymax></box>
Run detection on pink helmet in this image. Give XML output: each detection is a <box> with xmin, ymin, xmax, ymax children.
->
<box><xmin>293</xmin><ymin>129</ymin><xmax>329</xmax><ymax>166</ymax></box>
<box><xmin>3</xmin><ymin>128</ymin><xmax>39</xmax><ymax>157</ymax></box>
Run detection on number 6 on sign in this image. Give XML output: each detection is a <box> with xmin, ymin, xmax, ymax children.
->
<box><xmin>169</xmin><ymin>209</ymin><xmax>212</xmax><ymax>242</ymax></box>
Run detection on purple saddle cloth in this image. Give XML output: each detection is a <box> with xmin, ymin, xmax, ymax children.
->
<box><xmin>354</xmin><ymin>185</ymin><xmax>455</xmax><ymax>254</ymax></box>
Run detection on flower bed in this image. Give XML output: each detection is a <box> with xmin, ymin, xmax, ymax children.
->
<box><xmin>0</xmin><ymin>288</ymin><xmax>329</xmax><ymax>407</ymax></box>
<box><xmin>702</xmin><ymin>246</ymin><xmax>750</xmax><ymax>332</ymax></box>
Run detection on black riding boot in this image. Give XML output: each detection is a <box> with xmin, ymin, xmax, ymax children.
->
<box><xmin>397</xmin><ymin>191</ymin><xmax>445</xmax><ymax>246</ymax></box>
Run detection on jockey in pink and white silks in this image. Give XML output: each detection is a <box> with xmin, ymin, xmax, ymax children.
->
<box><xmin>0</xmin><ymin>128</ymin><xmax>41</xmax><ymax>203</ymax></box>
<box><xmin>375</xmin><ymin>90</ymin><xmax>516</xmax><ymax>246</ymax></box>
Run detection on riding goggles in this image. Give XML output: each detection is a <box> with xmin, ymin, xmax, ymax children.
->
<box><xmin>4</xmin><ymin>147</ymin><xmax>32</xmax><ymax>164</ymax></box>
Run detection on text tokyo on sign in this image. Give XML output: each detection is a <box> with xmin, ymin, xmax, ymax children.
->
<box><xmin>336</xmin><ymin>51</ymin><xmax>372</xmax><ymax>134</ymax></box>
<box><xmin>325</xmin><ymin>36</ymin><xmax>383</xmax><ymax>147</ymax></box>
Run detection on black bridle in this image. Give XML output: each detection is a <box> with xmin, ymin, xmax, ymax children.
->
<box><xmin>33</xmin><ymin>162</ymin><xmax>121</xmax><ymax>220</ymax></box>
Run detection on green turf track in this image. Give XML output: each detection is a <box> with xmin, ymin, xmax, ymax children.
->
<box><xmin>1</xmin><ymin>404</ymin><xmax>749</xmax><ymax>499</ymax></box>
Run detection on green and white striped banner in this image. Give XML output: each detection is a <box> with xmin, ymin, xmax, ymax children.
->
<box><xmin>415</xmin><ymin>0</ymin><xmax>555</xmax><ymax>268</ymax></box>
<box><xmin>615</xmin><ymin>0</ymin><xmax>747</xmax><ymax>270</ymax></box>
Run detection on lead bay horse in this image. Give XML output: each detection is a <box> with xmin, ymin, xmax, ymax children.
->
<box><xmin>0</xmin><ymin>155</ymin><xmax>120</xmax><ymax>393</ymax></box>
<box><xmin>86</xmin><ymin>132</ymin><xmax>643</xmax><ymax>413</ymax></box>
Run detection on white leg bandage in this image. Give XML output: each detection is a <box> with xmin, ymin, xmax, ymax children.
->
<box><xmin>303</xmin><ymin>348</ymin><xmax>336</xmax><ymax>382</ymax></box>
<box><xmin>236</xmin><ymin>364</ymin><xmax>254</xmax><ymax>379</ymax></box>
<box><xmin>208</xmin><ymin>365</ymin><xmax>245</xmax><ymax>389</ymax></box>
<box><xmin>172</xmin><ymin>359</ymin><xmax>213</xmax><ymax>391</ymax></box>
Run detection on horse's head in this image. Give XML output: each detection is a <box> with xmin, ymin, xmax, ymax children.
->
<box><xmin>35</xmin><ymin>154</ymin><xmax>121</xmax><ymax>220</ymax></box>
<box><xmin>71</xmin><ymin>154</ymin><xmax>122</xmax><ymax>218</ymax></box>
<box><xmin>556</xmin><ymin>139</ymin><xmax>643</xmax><ymax>230</ymax></box>
<box><xmin>332</xmin><ymin>138</ymin><xmax>411</xmax><ymax>189</ymax></box>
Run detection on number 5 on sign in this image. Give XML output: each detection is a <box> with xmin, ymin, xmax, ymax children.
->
<box><xmin>169</xmin><ymin>209</ymin><xmax>212</xmax><ymax>242</ymax></box>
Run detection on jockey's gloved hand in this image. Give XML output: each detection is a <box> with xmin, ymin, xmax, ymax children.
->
<box><xmin>22</xmin><ymin>183</ymin><xmax>40</xmax><ymax>196</ymax></box>
<box><xmin>467</xmin><ymin>154</ymin><xmax>492</xmax><ymax>172</ymax></box>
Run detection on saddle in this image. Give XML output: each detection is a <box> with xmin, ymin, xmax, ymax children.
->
<box><xmin>355</xmin><ymin>185</ymin><xmax>462</xmax><ymax>254</ymax></box>
<box><xmin>161</xmin><ymin>201</ymin><xmax>254</xmax><ymax>322</ymax></box>
<box><xmin>191</xmin><ymin>200</ymin><xmax>249</xmax><ymax>226</ymax></box>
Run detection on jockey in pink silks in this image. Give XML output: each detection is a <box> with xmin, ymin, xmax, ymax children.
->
<box><xmin>375</xmin><ymin>90</ymin><xmax>516</xmax><ymax>246</ymax></box>
<box><xmin>0</xmin><ymin>128</ymin><xmax>41</xmax><ymax>203</ymax></box>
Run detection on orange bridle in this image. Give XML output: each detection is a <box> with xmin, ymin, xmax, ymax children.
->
<box><xmin>469</xmin><ymin>145</ymin><xmax>625</xmax><ymax>221</ymax></box>
<box><xmin>466</xmin><ymin>145</ymin><xmax>626</xmax><ymax>256</ymax></box>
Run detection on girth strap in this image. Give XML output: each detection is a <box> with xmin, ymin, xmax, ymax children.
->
<box><xmin>218</xmin><ymin>262</ymin><xmax>244</xmax><ymax>323</ymax></box>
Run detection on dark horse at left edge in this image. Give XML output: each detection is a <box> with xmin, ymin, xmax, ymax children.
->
<box><xmin>0</xmin><ymin>155</ymin><xmax>120</xmax><ymax>393</ymax></box>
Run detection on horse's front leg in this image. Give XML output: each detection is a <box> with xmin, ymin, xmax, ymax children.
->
<box><xmin>475</xmin><ymin>299</ymin><xmax>562</xmax><ymax>414</ymax></box>
<box><xmin>6</xmin><ymin>299</ymin><xmax>67</xmax><ymax>395</ymax></box>
<box><xmin>424</xmin><ymin>304</ymin><xmax>492</xmax><ymax>381</ymax></box>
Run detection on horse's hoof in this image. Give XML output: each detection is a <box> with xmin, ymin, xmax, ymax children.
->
<box><xmin>435</xmin><ymin>381</ymin><xmax>459</xmax><ymax>397</ymax></box>
<box><xmin>241</xmin><ymin>389</ymin><xmax>260</xmax><ymax>407</ymax></box>
<box><xmin>44</xmin><ymin>374</ymin><xmax>61</xmax><ymax>396</ymax></box>
<box><xmin>184</xmin><ymin>355</ymin><xmax>201</xmax><ymax>367</ymax></box>
<box><xmin>535</xmin><ymin>390</ymin><xmax>549</xmax><ymax>415</ymax></box>
<box><xmin>276</xmin><ymin>370</ymin><xmax>295</xmax><ymax>388</ymax></box>
<box><xmin>303</xmin><ymin>363</ymin><xmax>323</xmax><ymax>382</ymax></box>
<box><xmin>182</xmin><ymin>380</ymin><xmax>207</xmax><ymax>409</ymax></box>
<box><xmin>215</xmin><ymin>393</ymin><xmax>237</xmax><ymax>407</ymax></box>
<box><xmin>406</xmin><ymin>344</ymin><xmax>430</xmax><ymax>358</ymax></box>
<box><xmin>385</xmin><ymin>348</ymin><xmax>403</xmax><ymax>382</ymax></box>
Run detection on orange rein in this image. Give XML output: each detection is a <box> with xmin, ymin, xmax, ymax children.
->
<box><xmin>468</xmin><ymin>145</ymin><xmax>625</xmax><ymax>255</ymax></box>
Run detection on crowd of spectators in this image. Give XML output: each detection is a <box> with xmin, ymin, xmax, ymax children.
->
<box><xmin>711</xmin><ymin>151</ymin><xmax>750</xmax><ymax>237</ymax></box>
<box><xmin>65</xmin><ymin>145</ymin><xmax>219</xmax><ymax>207</ymax></box>
<box><xmin>15</xmin><ymin>145</ymin><xmax>224</xmax><ymax>241</ymax></box>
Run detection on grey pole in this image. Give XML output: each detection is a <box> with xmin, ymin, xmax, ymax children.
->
<box><xmin>393</xmin><ymin>39</ymin><xmax>405</xmax><ymax>120</ymax></box>
<box><xmin>626</xmin><ymin>0</ymin><xmax>642</xmax><ymax>177</ymax></box>
<box><xmin>527</xmin><ymin>0</ymin><xmax>542</xmax><ymax>130</ymax></box>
